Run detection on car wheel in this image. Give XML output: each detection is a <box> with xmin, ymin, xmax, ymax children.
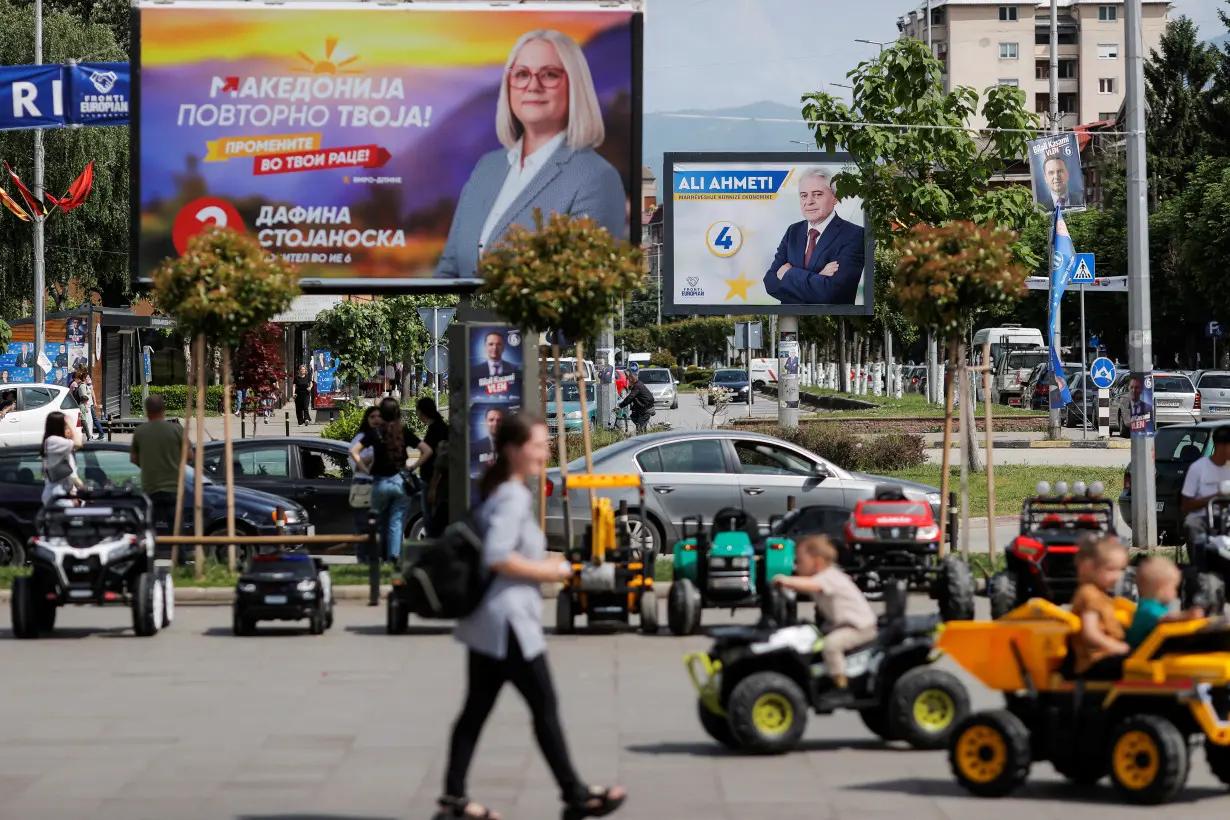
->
<box><xmin>887</xmin><ymin>667</ymin><xmax>970</xmax><ymax>749</ymax></box>
<box><xmin>670</xmin><ymin>398</ymin><xmax>678</xmax><ymax>410</ymax></box>
<box><xmin>309</xmin><ymin>608</ymin><xmax>325</xmax><ymax>635</ymax></box>
<box><xmin>0</xmin><ymin>526</ymin><xmax>25</xmax><ymax>567</ymax></box>
<box><xmin>131</xmin><ymin>571</ymin><xmax>160</xmax><ymax>637</ymax></box>
<box><xmin>950</xmin><ymin>710</ymin><xmax>1032</xmax><ymax>797</ymax></box>
<box><xmin>726</xmin><ymin>671</ymin><xmax>809</xmax><ymax>754</ymax></box>
<box><xmin>208</xmin><ymin>525</ymin><xmax>252</xmax><ymax>566</ymax></box>
<box><xmin>697</xmin><ymin>699</ymin><xmax>738</xmax><ymax>749</ymax></box>
<box><xmin>1108</xmin><ymin>714</ymin><xmax>1189</xmax><ymax>804</ymax></box>
<box><xmin>406</xmin><ymin>516</ymin><xmax>427</xmax><ymax>543</ymax></box>
<box><xmin>232</xmin><ymin>605</ymin><xmax>254</xmax><ymax>636</ymax></box>
<box><xmin>10</xmin><ymin>576</ymin><xmax>39</xmax><ymax>640</ymax></box>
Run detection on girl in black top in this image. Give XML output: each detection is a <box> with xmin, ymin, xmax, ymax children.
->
<box><xmin>293</xmin><ymin>364</ymin><xmax>313</xmax><ymax>425</ymax></box>
<box><xmin>415</xmin><ymin>396</ymin><xmax>448</xmax><ymax>535</ymax></box>
<box><xmin>349</xmin><ymin>398</ymin><xmax>432</xmax><ymax>561</ymax></box>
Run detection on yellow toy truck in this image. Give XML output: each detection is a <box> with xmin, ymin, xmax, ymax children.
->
<box><xmin>941</xmin><ymin>598</ymin><xmax>1230</xmax><ymax>804</ymax></box>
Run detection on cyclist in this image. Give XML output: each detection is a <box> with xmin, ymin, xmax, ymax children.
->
<box><xmin>617</xmin><ymin>371</ymin><xmax>655</xmax><ymax>434</ymax></box>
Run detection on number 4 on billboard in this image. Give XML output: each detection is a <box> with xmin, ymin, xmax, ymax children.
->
<box><xmin>714</xmin><ymin>226</ymin><xmax>733</xmax><ymax>250</ymax></box>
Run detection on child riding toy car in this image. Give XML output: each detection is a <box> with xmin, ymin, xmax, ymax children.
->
<box><xmin>667</xmin><ymin>508</ymin><xmax>796</xmax><ymax>635</ymax></box>
<box><xmin>11</xmin><ymin>485</ymin><xmax>172</xmax><ymax>639</ymax></box>
<box><xmin>684</xmin><ymin>575</ymin><xmax>970</xmax><ymax>754</ymax></box>
<box><xmin>842</xmin><ymin>486</ymin><xmax>974</xmax><ymax>621</ymax></box>
<box><xmin>232</xmin><ymin>548</ymin><xmax>333</xmax><ymax>636</ymax></box>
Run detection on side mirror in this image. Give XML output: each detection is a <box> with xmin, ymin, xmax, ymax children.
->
<box><xmin>811</xmin><ymin>462</ymin><xmax>831</xmax><ymax>478</ymax></box>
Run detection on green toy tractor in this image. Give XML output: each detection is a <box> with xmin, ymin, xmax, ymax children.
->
<box><xmin>667</xmin><ymin>508</ymin><xmax>796</xmax><ymax>635</ymax></box>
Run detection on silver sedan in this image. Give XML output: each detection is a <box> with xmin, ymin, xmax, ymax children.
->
<box><xmin>543</xmin><ymin>430</ymin><xmax>942</xmax><ymax>555</ymax></box>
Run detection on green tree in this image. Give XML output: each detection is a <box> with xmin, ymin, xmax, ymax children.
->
<box><xmin>0</xmin><ymin>0</ymin><xmax>129</xmax><ymax>318</ymax></box>
<box><xmin>311</xmin><ymin>299</ymin><xmax>390</xmax><ymax>395</ymax></box>
<box><xmin>802</xmin><ymin>38</ymin><xmax>1043</xmax><ymax>263</ymax></box>
<box><xmin>1146</xmin><ymin>16</ymin><xmax>1217</xmax><ymax>201</ymax></box>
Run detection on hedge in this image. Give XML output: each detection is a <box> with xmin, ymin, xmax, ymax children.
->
<box><xmin>130</xmin><ymin>385</ymin><xmax>227</xmax><ymax>416</ymax></box>
<box><xmin>745</xmin><ymin>424</ymin><xmax>927</xmax><ymax>473</ymax></box>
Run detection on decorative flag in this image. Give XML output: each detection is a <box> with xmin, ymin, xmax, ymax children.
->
<box><xmin>0</xmin><ymin>186</ymin><xmax>29</xmax><ymax>221</ymax></box>
<box><xmin>3</xmin><ymin>162</ymin><xmax>46</xmax><ymax>218</ymax></box>
<box><xmin>51</xmin><ymin>161</ymin><xmax>94</xmax><ymax>213</ymax></box>
<box><xmin>1048</xmin><ymin>206</ymin><xmax>1076</xmax><ymax>406</ymax></box>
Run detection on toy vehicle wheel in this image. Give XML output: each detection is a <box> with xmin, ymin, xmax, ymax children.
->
<box><xmin>131</xmin><ymin>571</ymin><xmax>160</xmax><ymax>637</ymax></box>
<box><xmin>888</xmin><ymin>667</ymin><xmax>970</xmax><ymax>749</ymax></box>
<box><xmin>1205</xmin><ymin>740</ymin><xmax>1230</xmax><ymax>787</ymax></box>
<box><xmin>667</xmin><ymin>578</ymin><xmax>702</xmax><ymax>635</ymax></box>
<box><xmin>0</xmin><ymin>526</ymin><xmax>25</xmax><ymax>567</ymax></box>
<box><xmin>697</xmin><ymin>700</ymin><xmax>737</xmax><ymax>750</ymax></box>
<box><xmin>309</xmin><ymin>608</ymin><xmax>325</xmax><ymax>635</ymax></box>
<box><xmin>988</xmin><ymin>572</ymin><xmax>1019</xmax><ymax>620</ymax></box>
<box><xmin>1108</xmin><ymin>714</ymin><xmax>1189</xmax><ymax>804</ymax></box>
<box><xmin>232</xmin><ymin>606</ymin><xmax>254</xmax><ymax>636</ymax></box>
<box><xmin>859</xmin><ymin>708</ymin><xmax>897</xmax><ymax>742</ymax></box>
<box><xmin>157</xmin><ymin>568</ymin><xmax>175</xmax><ymax>627</ymax></box>
<box><xmin>10</xmin><ymin>576</ymin><xmax>40</xmax><ymax>640</ymax></box>
<box><xmin>324</xmin><ymin>599</ymin><xmax>335</xmax><ymax>631</ymax></box>
<box><xmin>1181</xmin><ymin>568</ymin><xmax>1226</xmax><ymax>615</ymax></box>
<box><xmin>949</xmin><ymin>710</ymin><xmax>1031</xmax><ymax>797</ymax></box>
<box><xmin>556</xmin><ymin>591</ymin><xmax>575</xmax><ymax>635</ymax></box>
<box><xmin>935</xmin><ymin>556</ymin><xmax>975</xmax><ymax>622</ymax></box>
<box><xmin>726</xmin><ymin>671</ymin><xmax>808</xmax><ymax>754</ymax></box>
<box><xmin>387</xmin><ymin>592</ymin><xmax>409</xmax><ymax>635</ymax></box>
<box><xmin>768</xmin><ymin>587</ymin><xmax>795</xmax><ymax>626</ymax></box>
<box><xmin>639</xmin><ymin>589</ymin><xmax>659</xmax><ymax>634</ymax></box>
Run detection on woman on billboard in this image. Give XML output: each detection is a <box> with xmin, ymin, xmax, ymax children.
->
<box><xmin>436</xmin><ymin>29</ymin><xmax>625</xmax><ymax>278</ymax></box>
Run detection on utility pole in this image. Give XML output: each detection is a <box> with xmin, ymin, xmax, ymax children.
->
<box><xmin>779</xmin><ymin>316</ymin><xmax>799</xmax><ymax>429</ymax></box>
<box><xmin>1047</xmin><ymin>0</ymin><xmax>1063</xmax><ymax>439</ymax></box>
<box><xmin>1124</xmin><ymin>0</ymin><xmax>1157</xmax><ymax>546</ymax></box>
<box><xmin>32</xmin><ymin>0</ymin><xmax>46</xmax><ymax>384</ymax></box>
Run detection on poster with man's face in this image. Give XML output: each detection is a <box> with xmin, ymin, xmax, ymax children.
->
<box><xmin>1027</xmin><ymin>133</ymin><xmax>1085</xmax><ymax>211</ymax></box>
<box><xmin>1129</xmin><ymin>373</ymin><xmax>1155</xmax><ymax>438</ymax></box>
<box><xmin>467</xmin><ymin>324</ymin><xmax>524</xmax><ymax>503</ymax></box>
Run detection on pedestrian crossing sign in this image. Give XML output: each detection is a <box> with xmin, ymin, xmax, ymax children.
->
<box><xmin>1071</xmin><ymin>253</ymin><xmax>1095</xmax><ymax>284</ymax></box>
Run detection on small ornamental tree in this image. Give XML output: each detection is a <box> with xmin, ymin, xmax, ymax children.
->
<box><xmin>233</xmin><ymin>322</ymin><xmax>285</xmax><ymax>414</ymax></box>
<box><xmin>479</xmin><ymin>210</ymin><xmax>645</xmax><ymax>533</ymax></box>
<box><xmin>311</xmin><ymin>299</ymin><xmax>389</xmax><ymax>398</ymax></box>
<box><xmin>895</xmin><ymin>221</ymin><xmax>1028</xmax><ymax>551</ymax></box>
<box><xmin>152</xmin><ymin>227</ymin><xmax>299</xmax><ymax>574</ymax></box>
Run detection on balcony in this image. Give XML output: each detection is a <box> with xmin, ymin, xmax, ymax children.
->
<box><xmin>1035</xmin><ymin>43</ymin><xmax>1080</xmax><ymax>59</ymax></box>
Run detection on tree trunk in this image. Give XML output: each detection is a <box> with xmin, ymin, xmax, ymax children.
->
<box><xmin>938</xmin><ymin>342</ymin><xmax>956</xmax><ymax>557</ymax></box>
<box><xmin>575</xmin><ymin>341</ymin><xmax>596</xmax><ymax>510</ymax></box>
<box><xmin>171</xmin><ymin>337</ymin><xmax>193</xmax><ymax>567</ymax></box>
<box><xmin>959</xmin><ymin>341</ymin><xmax>982</xmax><ymax>473</ymax></box>
<box><xmin>552</xmin><ymin>344</ymin><xmax>573</xmax><ymax>550</ymax></box>
<box><xmin>223</xmin><ymin>347</ymin><xmax>237</xmax><ymax>572</ymax></box>
<box><xmin>193</xmin><ymin>335</ymin><xmax>207</xmax><ymax>580</ymax></box>
<box><xmin>838</xmin><ymin>318</ymin><xmax>848</xmax><ymax>392</ymax></box>
<box><xmin>539</xmin><ymin>345</ymin><xmax>550</xmax><ymax>531</ymax></box>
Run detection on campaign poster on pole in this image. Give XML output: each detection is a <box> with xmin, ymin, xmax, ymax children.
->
<box><xmin>1027</xmin><ymin>132</ymin><xmax>1085</xmax><ymax>211</ymax></box>
<box><xmin>311</xmin><ymin>350</ymin><xmax>339</xmax><ymax>409</ymax></box>
<box><xmin>778</xmin><ymin>338</ymin><xmax>800</xmax><ymax>409</ymax></box>
<box><xmin>0</xmin><ymin>343</ymin><xmax>35</xmax><ymax>383</ymax></box>
<box><xmin>468</xmin><ymin>326</ymin><xmax>524</xmax><ymax>501</ymax></box>
<box><xmin>1128</xmin><ymin>372</ymin><xmax>1155</xmax><ymax>438</ymax></box>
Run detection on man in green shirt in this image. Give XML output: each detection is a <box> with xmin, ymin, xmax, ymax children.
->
<box><xmin>131</xmin><ymin>394</ymin><xmax>190</xmax><ymax>541</ymax></box>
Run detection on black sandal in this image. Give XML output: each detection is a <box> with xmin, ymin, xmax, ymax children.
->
<box><xmin>562</xmin><ymin>786</ymin><xmax>626</xmax><ymax>820</ymax></box>
<box><xmin>436</xmin><ymin>795</ymin><xmax>501</xmax><ymax>819</ymax></box>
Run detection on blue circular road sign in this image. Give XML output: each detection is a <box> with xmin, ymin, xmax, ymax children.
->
<box><xmin>628</xmin><ymin>361</ymin><xmax>639</xmax><ymax>373</ymax></box>
<box><xmin>1089</xmin><ymin>357</ymin><xmax>1116</xmax><ymax>390</ymax></box>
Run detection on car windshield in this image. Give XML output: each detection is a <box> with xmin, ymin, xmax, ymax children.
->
<box><xmin>548</xmin><ymin>382</ymin><xmax>594</xmax><ymax>402</ymax></box>
<box><xmin>247</xmin><ymin>555</ymin><xmax>316</xmax><ymax>577</ymax></box>
<box><xmin>639</xmin><ymin>369</ymin><xmax>670</xmax><ymax>384</ymax></box>
<box><xmin>1006</xmin><ymin>351</ymin><xmax>1047</xmax><ymax>371</ymax></box>
<box><xmin>1154</xmin><ymin>375</ymin><xmax>1194</xmax><ymax>393</ymax></box>
<box><xmin>1201</xmin><ymin>375</ymin><xmax>1230</xmax><ymax>390</ymax></box>
<box><xmin>1156</xmin><ymin>428</ymin><xmax>1210</xmax><ymax>462</ymax></box>
<box><xmin>713</xmin><ymin>370</ymin><xmax>745</xmax><ymax>383</ymax></box>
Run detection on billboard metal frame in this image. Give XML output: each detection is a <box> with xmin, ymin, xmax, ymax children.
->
<box><xmin>662</xmin><ymin>151</ymin><xmax>874</xmax><ymax>317</ymax></box>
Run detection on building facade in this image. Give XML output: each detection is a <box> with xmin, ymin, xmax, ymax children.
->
<box><xmin>898</xmin><ymin>0</ymin><xmax>1170</xmax><ymax>129</ymax></box>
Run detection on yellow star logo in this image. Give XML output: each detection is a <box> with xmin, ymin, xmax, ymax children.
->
<box><xmin>724</xmin><ymin>271</ymin><xmax>755</xmax><ymax>301</ymax></box>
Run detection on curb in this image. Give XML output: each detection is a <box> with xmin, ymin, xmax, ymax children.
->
<box><xmin>928</xmin><ymin>439</ymin><xmax>1130</xmax><ymax>450</ymax></box>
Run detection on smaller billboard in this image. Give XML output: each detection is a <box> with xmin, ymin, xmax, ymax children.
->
<box><xmin>1027</xmin><ymin>133</ymin><xmax>1085</xmax><ymax>211</ymax></box>
<box><xmin>664</xmin><ymin>152</ymin><xmax>873</xmax><ymax>316</ymax></box>
<box><xmin>467</xmin><ymin>324</ymin><xmax>524</xmax><ymax>504</ymax></box>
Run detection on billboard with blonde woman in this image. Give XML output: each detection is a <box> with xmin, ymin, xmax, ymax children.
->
<box><xmin>132</xmin><ymin>1</ymin><xmax>642</xmax><ymax>290</ymax></box>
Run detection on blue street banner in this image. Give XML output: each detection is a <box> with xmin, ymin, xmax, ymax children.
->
<box><xmin>0</xmin><ymin>62</ymin><xmax>129</xmax><ymax>131</ymax></box>
<box><xmin>66</xmin><ymin>63</ymin><xmax>130</xmax><ymax>126</ymax></box>
<box><xmin>0</xmin><ymin>64</ymin><xmax>63</xmax><ymax>130</ymax></box>
<box><xmin>1049</xmin><ymin>206</ymin><xmax>1076</xmax><ymax>406</ymax></box>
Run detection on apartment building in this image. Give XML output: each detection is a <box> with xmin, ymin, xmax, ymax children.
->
<box><xmin>898</xmin><ymin>0</ymin><xmax>1170</xmax><ymax>129</ymax></box>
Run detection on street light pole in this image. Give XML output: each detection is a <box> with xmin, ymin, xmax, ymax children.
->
<box><xmin>32</xmin><ymin>0</ymin><xmax>45</xmax><ymax>384</ymax></box>
<box><xmin>1124</xmin><ymin>0</ymin><xmax>1157</xmax><ymax>546</ymax></box>
<box><xmin>855</xmin><ymin>38</ymin><xmax>888</xmax><ymax>53</ymax></box>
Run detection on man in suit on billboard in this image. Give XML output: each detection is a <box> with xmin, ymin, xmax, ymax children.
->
<box><xmin>762</xmin><ymin>167</ymin><xmax>865</xmax><ymax>306</ymax></box>
<box><xmin>470</xmin><ymin>331</ymin><xmax>520</xmax><ymax>393</ymax></box>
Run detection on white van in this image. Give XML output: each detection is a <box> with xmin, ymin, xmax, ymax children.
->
<box><xmin>972</xmin><ymin>325</ymin><xmax>1045</xmax><ymax>363</ymax></box>
<box><xmin>749</xmin><ymin>358</ymin><xmax>778</xmax><ymax>388</ymax></box>
<box><xmin>545</xmin><ymin>357</ymin><xmax>596</xmax><ymax>382</ymax></box>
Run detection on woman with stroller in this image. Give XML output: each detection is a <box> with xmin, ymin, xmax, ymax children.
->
<box><xmin>41</xmin><ymin>411</ymin><xmax>83</xmax><ymax>507</ymax></box>
<box><xmin>438</xmin><ymin>412</ymin><xmax>626</xmax><ymax>820</ymax></box>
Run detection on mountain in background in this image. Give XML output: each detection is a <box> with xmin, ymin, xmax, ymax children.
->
<box><xmin>1208</xmin><ymin>33</ymin><xmax>1229</xmax><ymax>49</ymax></box>
<box><xmin>642</xmin><ymin>101</ymin><xmax>815</xmax><ymax>195</ymax></box>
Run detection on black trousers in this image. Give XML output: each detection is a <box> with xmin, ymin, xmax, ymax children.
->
<box><xmin>294</xmin><ymin>393</ymin><xmax>311</xmax><ymax>424</ymax></box>
<box><xmin>445</xmin><ymin>629</ymin><xmax>585</xmax><ymax>804</ymax></box>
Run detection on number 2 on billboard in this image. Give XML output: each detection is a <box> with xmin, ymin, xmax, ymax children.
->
<box><xmin>171</xmin><ymin>196</ymin><xmax>245</xmax><ymax>255</ymax></box>
<box><xmin>706</xmin><ymin>221</ymin><xmax>743</xmax><ymax>258</ymax></box>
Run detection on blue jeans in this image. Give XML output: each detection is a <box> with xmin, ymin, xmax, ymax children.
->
<box><xmin>371</xmin><ymin>475</ymin><xmax>410</xmax><ymax>561</ymax></box>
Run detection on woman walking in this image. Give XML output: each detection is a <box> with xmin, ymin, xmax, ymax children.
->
<box><xmin>69</xmin><ymin>366</ymin><xmax>97</xmax><ymax>441</ymax></box>
<box><xmin>293</xmin><ymin>364</ymin><xmax>314</xmax><ymax>426</ymax></box>
<box><xmin>41</xmin><ymin>411</ymin><xmax>84</xmax><ymax>507</ymax></box>
<box><xmin>414</xmin><ymin>396</ymin><xmax>449</xmax><ymax>537</ymax></box>
<box><xmin>438</xmin><ymin>413</ymin><xmax>625</xmax><ymax>820</ymax></box>
<box><xmin>348</xmin><ymin>398</ymin><xmax>431</xmax><ymax>563</ymax></box>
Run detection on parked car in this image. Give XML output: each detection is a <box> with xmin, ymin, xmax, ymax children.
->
<box><xmin>201</xmin><ymin>437</ymin><xmax>426</xmax><ymax>544</ymax></box>
<box><xmin>543</xmin><ymin>430</ymin><xmax>942</xmax><ymax>555</ymax></box>
<box><xmin>1059</xmin><ymin>371</ymin><xmax>1100</xmax><ymax>429</ymax></box>
<box><xmin>1111</xmin><ymin>371</ymin><xmax>1199</xmax><ymax>435</ymax></box>
<box><xmin>707</xmin><ymin>368</ymin><xmax>751</xmax><ymax>404</ymax></box>
<box><xmin>637</xmin><ymin>367</ymin><xmax>678</xmax><ymax>409</ymax></box>
<box><xmin>0</xmin><ymin>383</ymin><xmax>83</xmax><ymax>446</ymax></box>
<box><xmin>1022</xmin><ymin>361</ymin><xmax>1083</xmax><ymax>411</ymax></box>
<box><xmin>1192</xmin><ymin>371</ymin><xmax>1230</xmax><ymax>422</ymax></box>
<box><xmin>0</xmin><ymin>442</ymin><xmax>311</xmax><ymax>566</ymax></box>
<box><xmin>991</xmin><ymin>348</ymin><xmax>1049</xmax><ymax>406</ymax></box>
<box><xmin>546</xmin><ymin>380</ymin><xmax>596</xmax><ymax>434</ymax></box>
<box><xmin>1118</xmin><ymin>421</ymin><xmax>1230</xmax><ymax>545</ymax></box>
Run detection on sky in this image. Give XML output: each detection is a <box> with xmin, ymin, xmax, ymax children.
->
<box><xmin>643</xmin><ymin>0</ymin><xmax>1228</xmax><ymax>113</ymax></box>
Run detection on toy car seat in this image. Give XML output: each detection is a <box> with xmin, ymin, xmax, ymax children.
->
<box><xmin>1179</xmin><ymin>444</ymin><xmax>1204</xmax><ymax>463</ymax></box>
<box><xmin>711</xmin><ymin>507</ymin><xmax>759</xmax><ymax>543</ymax></box>
<box><xmin>874</xmin><ymin>485</ymin><xmax>908</xmax><ymax>501</ymax></box>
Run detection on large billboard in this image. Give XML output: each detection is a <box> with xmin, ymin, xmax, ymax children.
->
<box><xmin>664</xmin><ymin>152</ymin><xmax>873</xmax><ymax>316</ymax></box>
<box><xmin>132</xmin><ymin>1</ymin><xmax>641</xmax><ymax>291</ymax></box>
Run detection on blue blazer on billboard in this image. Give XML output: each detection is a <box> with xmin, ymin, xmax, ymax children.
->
<box><xmin>435</xmin><ymin>145</ymin><xmax>625</xmax><ymax>278</ymax></box>
<box><xmin>762</xmin><ymin>215</ymin><xmax>865</xmax><ymax>306</ymax></box>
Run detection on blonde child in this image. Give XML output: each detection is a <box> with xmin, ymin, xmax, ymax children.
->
<box><xmin>773</xmin><ymin>535</ymin><xmax>876</xmax><ymax>706</ymax></box>
<box><xmin>1069</xmin><ymin>534</ymin><xmax>1130</xmax><ymax>678</ymax></box>
<box><xmin>1125</xmin><ymin>556</ymin><xmax>1203</xmax><ymax>647</ymax></box>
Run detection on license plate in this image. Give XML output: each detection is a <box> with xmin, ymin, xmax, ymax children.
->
<box><xmin>69</xmin><ymin>589</ymin><xmax>92</xmax><ymax>598</ymax></box>
<box><xmin>1156</xmin><ymin>502</ymin><xmax>1165</xmax><ymax>512</ymax></box>
<box><xmin>264</xmin><ymin>595</ymin><xmax>287</xmax><ymax>605</ymax></box>
<box><xmin>307</xmin><ymin>525</ymin><xmax>315</xmax><ymax>536</ymax></box>
<box><xmin>1159</xmin><ymin>400</ymin><xmax>1180</xmax><ymax>407</ymax></box>
<box><xmin>1213</xmin><ymin>407</ymin><xmax>1230</xmax><ymax>413</ymax></box>
<box><xmin>710</xmin><ymin>576</ymin><xmax>750</xmax><ymax>591</ymax></box>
